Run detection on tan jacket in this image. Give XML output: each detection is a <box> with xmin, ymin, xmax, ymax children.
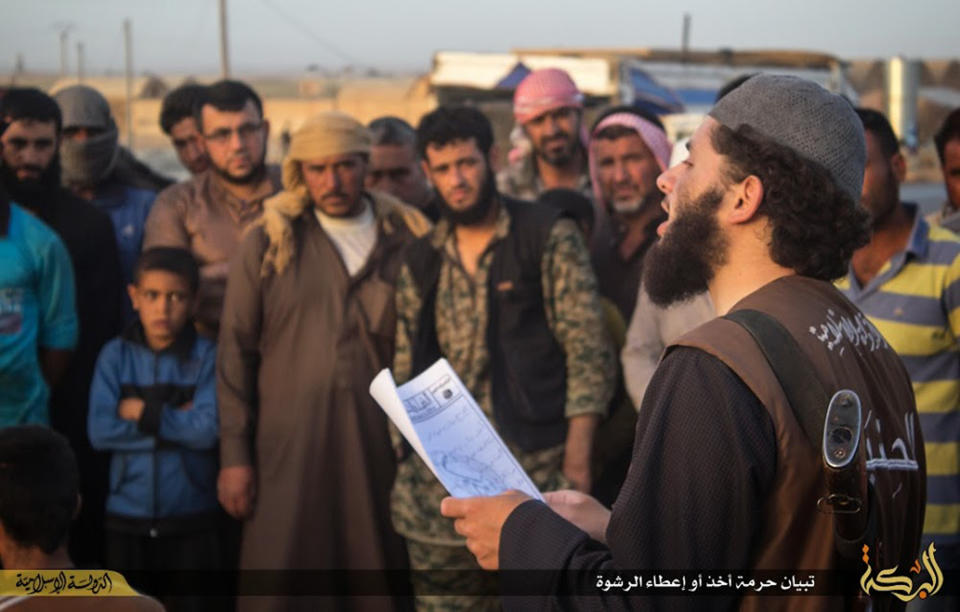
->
<box><xmin>142</xmin><ymin>167</ymin><xmax>282</xmax><ymax>335</ymax></box>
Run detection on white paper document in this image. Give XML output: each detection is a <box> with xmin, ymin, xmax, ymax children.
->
<box><xmin>369</xmin><ymin>358</ymin><xmax>543</xmax><ymax>500</ymax></box>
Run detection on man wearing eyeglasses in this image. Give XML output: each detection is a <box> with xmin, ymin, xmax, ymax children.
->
<box><xmin>143</xmin><ymin>80</ymin><xmax>281</xmax><ymax>338</ymax></box>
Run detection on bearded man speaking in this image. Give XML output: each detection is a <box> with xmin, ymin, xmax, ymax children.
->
<box><xmin>442</xmin><ymin>75</ymin><xmax>926</xmax><ymax>612</ymax></box>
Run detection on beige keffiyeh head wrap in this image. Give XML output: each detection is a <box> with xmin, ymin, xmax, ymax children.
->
<box><xmin>259</xmin><ymin>111</ymin><xmax>372</xmax><ymax>276</ymax></box>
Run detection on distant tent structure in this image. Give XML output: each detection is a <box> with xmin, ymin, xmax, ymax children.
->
<box><xmin>428</xmin><ymin>51</ymin><xmax>687</xmax><ymax>115</ymax></box>
<box><xmin>623</xmin><ymin>66</ymin><xmax>686</xmax><ymax>115</ymax></box>
<box><xmin>428</xmin><ymin>48</ymin><xmax>858</xmax><ymax>117</ymax></box>
<box><xmin>494</xmin><ymin>62</ymin><xmax>531</xmax><ymax>90</ymax></box>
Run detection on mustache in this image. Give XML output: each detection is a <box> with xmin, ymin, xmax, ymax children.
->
<box><xmin>12</xmin><ymin>164</ymin><xmax>46</xmax><ymax>175</ymax></box>
<box><xmin>543</xmin><ymin>134</ymin><xmax>572</xmax><ymax>145</ymax></box>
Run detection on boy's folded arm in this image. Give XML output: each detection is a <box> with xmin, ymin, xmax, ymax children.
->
<box><xmin>155</xmin><ymin>350</ymin><xmax>219</xmax><ymax>450</ymax></box>
<box><xmin>87</xmin><ymin>342</ymin><xmax>155</xmax><ymax>451</ymax></box>
<box><xmin>136</xmin><ymin>398</ymin><xmax>165</xmax><ymax>435</ymax></box>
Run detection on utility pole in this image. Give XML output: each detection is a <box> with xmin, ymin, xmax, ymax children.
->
<box><xmin>58</xmin><ymin>27</ymin><xmax>71</xmax><ymax>76</ymax></box>
<box><xmin>681</xmin><ymin>13</ymin><xmax>691</xmax><ymax>63</ymax></box>
<box><xmin>76</xmin><ymin>42</ymin><xmax>85</xmax><ymax>82</ymax></box>
<box><xmin>124</xmin><ymin>19</ymin><xmax>134</xmax><ymax>149</ymax></box>
<box><xmin>13</xmin><ymin>53</ymin><xmax>24</xmax><ymax>85</ymax></box>
<box><xmin>219</xmin><ymin>0</ymin><xmax>231</xmax><ymax>78</ymax></box>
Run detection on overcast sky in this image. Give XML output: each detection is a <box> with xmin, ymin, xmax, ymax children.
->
<box><xmin>2</xmin><ymin>0</ymin><xmax>957</xmax><ymax>76</ymax></box>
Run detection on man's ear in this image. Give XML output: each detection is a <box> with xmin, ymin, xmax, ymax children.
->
<box><xmin>891</xmin><ymin>152</ymin><xmax>907</xmax><ymax>183</ymax></box>
<box><xmin>126</xmin><ymin>284</ymin><xmax>139</xmax><ymax>311</ymax></box>
<box><xmin>188</xmin><ymin>293</ymin><xmax>199</xmax><ymax>318</ymax></box>
<box><xmin>487</xmin><ymin>144</ymin><xmax>502</xmax><ymax>174</ymax></box>
<box><xmin>728</xmin><ymin>174</ymin><xmax>764</xmax><ymax>224</ymax></box>
<box><xmin>261</xmin><ymin>118</ymin><xmax>271</xmax><ymax>142</ymax></box>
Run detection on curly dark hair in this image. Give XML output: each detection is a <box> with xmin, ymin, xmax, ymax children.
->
<box><xmin>0</xmin><ymin>87</ymin><xmax>62</xmax><ymax>133</ymax></box>
<box><xmin>416</xmin><ymin>106</ymin><xmax>493</xmax><ymax>160</ymax></box>
<box><xmin>712</xmin><ymin>123</ymin><xmax>870</xmax><ymax>281</ymax></box>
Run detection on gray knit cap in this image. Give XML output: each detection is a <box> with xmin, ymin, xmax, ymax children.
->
<box><xmin>53</xmin><ymin>85</ymin><xmax>114</xmax><ymax>130</ymax></box>
<box><xmin>709</xmin><ymin>74</ymin><xmax>865</xmax><ymax>203</ymax></box>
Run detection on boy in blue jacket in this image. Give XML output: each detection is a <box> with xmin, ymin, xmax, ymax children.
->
<box><xmin>89</xmin><ymin>247</ymin><xmax>220</xmax><ymax>606</ymax></box>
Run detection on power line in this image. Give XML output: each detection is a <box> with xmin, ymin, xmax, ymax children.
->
<box><xmin>258</xmin><ymin>0</ymin><xmax>359</xmax><ymax>66</ymax></box>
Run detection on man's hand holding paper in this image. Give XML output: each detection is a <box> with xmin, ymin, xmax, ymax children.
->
<box><xmin>369</xmin><ymin>358</ymin><xmax>542</xmax><ymax>500</ymax></box>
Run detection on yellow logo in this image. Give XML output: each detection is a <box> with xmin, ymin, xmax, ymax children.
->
<box><xmin>860</xmin><ymin>542</ymin><xmax>944</xmax><ymax>601</ymax></box>
<box><xmin>0</xmin><ymin>570</ymin><xmax>138</xmax><ymax>597</ymax></box>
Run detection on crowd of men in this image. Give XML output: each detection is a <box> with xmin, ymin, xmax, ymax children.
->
<box><xmin>0</xmin><ymin>69</ymin><xmax>958</xmax><ymax>612</ymax></box>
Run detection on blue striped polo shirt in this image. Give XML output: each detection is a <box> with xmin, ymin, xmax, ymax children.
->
<box><xmin>837</xmin><ymin>203</ymin><xmax>960</xmax><ymax>546</ymax></box>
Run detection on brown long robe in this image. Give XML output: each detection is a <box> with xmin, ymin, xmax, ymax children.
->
<box><xmin>217</xmin><ymin>193</ymin><xmax>428</xmax><ymax>611</ymax></box>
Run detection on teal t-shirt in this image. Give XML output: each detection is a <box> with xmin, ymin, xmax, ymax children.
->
<box><xmin>0</xmin><ymin>202</ymin><xmax>78</xmax><ymax>425</ymax></box>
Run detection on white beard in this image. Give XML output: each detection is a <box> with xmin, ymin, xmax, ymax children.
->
<box><xmin>610</xmin><ymin>198</ymin><xmax>644</xmax><ymax>215</ymax></box>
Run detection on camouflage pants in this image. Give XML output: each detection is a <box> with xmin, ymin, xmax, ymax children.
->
<box><xmin>406</xmin><ymin>539</ymin><xmax>501</xmax><ymax>612</ymax></box>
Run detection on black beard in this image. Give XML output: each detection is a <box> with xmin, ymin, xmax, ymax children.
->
<box><xmin>212</xmin><ymin>160</ymin><xmax>266</xmax><ymax>186</ymax></box>
<box><xmin>436</xmin><ymin>169</ymin><xmax>497</xmax><ymax>226</ymax></box>
<box><xmin>864</xmin><ymin>168</ymin><xmax>900</xmax><ymax>229</ymax></box>
<box><xmin>535</xmin><ymin>137</ymin><xmax>579</xmax><ymax>168</ymax></box>
<box><xmin>0</xmin><ymin>159</ymin><xmax>60</xmax><ymax>208</ymax></box>
<box><xmin>642</xmin><ymin>188</ymin><xmax>727</xmax><ymax>307</ymax></box>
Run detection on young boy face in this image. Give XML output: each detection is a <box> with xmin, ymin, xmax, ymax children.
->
<box><xmin>127</xmin><ymin>270</ymin><xmax>194</xmax><ymax>350</ymax></box>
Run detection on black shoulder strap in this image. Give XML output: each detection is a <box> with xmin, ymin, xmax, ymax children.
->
<box><xmin>492</xmin><ymin>197</ymin><xmax>562</xmax><ymax>280</ymax></box>
<box><xmin>404</xmin><ymin>236</ymin><xmax>443</xmax><ymax>379</ymax></box>
<box><xmin>405</xmin><ymin>235</ymin><xmax>442</xmax><ymax>297</ymax></box>
<box><xmin>723</xmin><ymin>309</ymin><xmax>829</xmax><ymax>451</ymax></box>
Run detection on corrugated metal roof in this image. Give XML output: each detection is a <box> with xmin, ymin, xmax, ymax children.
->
<box><xmin>430</xmin><ymin>51</ymin><xmax>615</xmax><ymax>95</ymax></box>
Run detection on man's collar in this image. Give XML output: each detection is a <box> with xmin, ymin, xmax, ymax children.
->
<box><xmin>208</xmin><ymin>164</ymin><xmax>281</xmax><ymax>204</ymax></box>
<box><xmin>531</xmin><ymin>154</ymin><xmax>591</xmax><ymax>194</ymax></box>
<box><xmin>939</xmin><ymin>199</ymin><xmax>959</xmax><ymax>220</ymax></box>
<box><xmin>901</xmin><ymin>202</ymin><xmax>928</xmax><ymax>259</ymax></box>
<box><xmin>92</xmin><ymin>179</ymin><xmax>128</xmax><ymax>202</ymax></box>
